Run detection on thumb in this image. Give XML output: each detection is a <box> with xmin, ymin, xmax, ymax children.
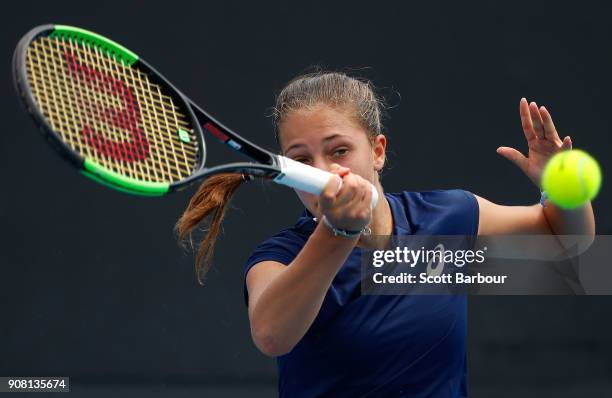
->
<box><xmin>329</xmin><ymin>163</ymin><xmax>350</xmax><ymax>177</ymax></box>
<box><xmin>496</xmin><ymin>146</ymin><xmax>528</xmax><ymax>173</ymax></box>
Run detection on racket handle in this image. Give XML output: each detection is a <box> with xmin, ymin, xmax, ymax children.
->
<box><xmin>274</xmin><ymin>156</ymin><xmax>379</xmax><ymax>208</ymax></box>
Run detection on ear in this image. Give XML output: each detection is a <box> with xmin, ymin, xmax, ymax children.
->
<box><xmin>372</xmin><ymin>134</ymin><xmax>387</xmax><ymax>172</ymax></box>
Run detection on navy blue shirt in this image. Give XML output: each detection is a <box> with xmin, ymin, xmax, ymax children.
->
<box><xmin>244</xmin><ymin>189</ymin><xmax>479</xmax><ymax>397</ymax></box>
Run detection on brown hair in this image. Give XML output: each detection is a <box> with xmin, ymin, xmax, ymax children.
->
<box><xmin>176</xmin><ymin>70</ymin><xmax>385</xmax><ymax>283</ymax></box>
<box><xmin>272</xmin><ymin>71</ymin><xmax>384</xmax><ymax>145</ymax></box>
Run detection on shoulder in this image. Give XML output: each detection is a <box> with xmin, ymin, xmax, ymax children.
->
<box><xmin>389</xmin><ymin>189</ymin><xmax>476</xmax><ymax>207</ymax></box>
<box><xmin>387</xmin><ymin>189</ymin><xmax>479</xmax><ymax>235</ymax></box>
<box><xmin>244</xmin><ymin>218</ymin><xmax>311</xmax><ymax>272</ymax></box>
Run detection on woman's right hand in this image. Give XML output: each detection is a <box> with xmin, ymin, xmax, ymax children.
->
<box><xmin>318</xmin><ymin>163</ymin><xmax>373</xmax><ymax>233</ymax></box>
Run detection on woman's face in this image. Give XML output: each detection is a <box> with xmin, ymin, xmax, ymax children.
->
<box><xmin>278</xmin><ymin>104</ymin><xmax>386</xmax><ymax>217</ymax></box>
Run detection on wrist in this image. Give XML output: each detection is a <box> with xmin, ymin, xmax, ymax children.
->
<box><xmin>540</xmin><ymin>190</ymin><xmax>548</xmax><ymax>208</ymax></box>
<box><xmin>316</xmin><ymin>216</ymin><xmax>371</xmax><ymax>239</ymax></box>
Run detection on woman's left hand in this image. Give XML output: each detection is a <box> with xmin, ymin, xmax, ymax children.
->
<box><xmin>497</xmin><ymin>97</ymin><xmax>573</xmax><ymax>188</ymax></box>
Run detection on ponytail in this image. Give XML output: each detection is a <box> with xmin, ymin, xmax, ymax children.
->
<box><xmin>175</xmin><ymin>173</ymin><xmax>247</xmax><ymax>284</ymax></box>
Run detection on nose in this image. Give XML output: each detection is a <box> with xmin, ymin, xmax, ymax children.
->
<box><xmin>311</xmin><ymin>156</ymin><xmax>332</xmax><ymax>172</ymax></box>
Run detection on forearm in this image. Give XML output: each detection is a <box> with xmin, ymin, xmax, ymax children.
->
<box><xmin>542</xmin><ymin>200</ymin><xmax>596</xmax><ymax>237</ymax></box>
<box><xmin>250</xmin><ymin>222</ymin><xmax>358</xmax><ymax>356</ymax></box>
<box><xmin>540</xmin><ymin>200</ymin><xmax>596</xmax><ymax>257</ymax></box>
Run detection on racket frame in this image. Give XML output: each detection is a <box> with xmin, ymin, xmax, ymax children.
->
<box><xmin>13</xmin><ymin>24</ymin><xmax>282</xmax><ymax>196</ymax></box>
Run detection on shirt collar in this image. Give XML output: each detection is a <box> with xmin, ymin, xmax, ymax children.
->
<box><xmin>294</xmin><ymin>192</ymin><xmax>413</xmax><ymax>235</ymax></box>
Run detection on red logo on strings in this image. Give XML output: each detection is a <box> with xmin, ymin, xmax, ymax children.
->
<box><xmin>64</xmin><ymin>51</ymin><xmax>150</xmax><ymax>163</ymax></box>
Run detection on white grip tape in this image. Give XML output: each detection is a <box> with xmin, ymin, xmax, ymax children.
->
<box><xmin>273</xmin><ymin>156</ymin><xmax>379</xmax><ymax>208</ymax></box>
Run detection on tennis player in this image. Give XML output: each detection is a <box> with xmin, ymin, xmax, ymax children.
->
<box><xmin>177</xmin><ymin>71</ymin><xmax>595</xmax><ymax>397</ymax></box>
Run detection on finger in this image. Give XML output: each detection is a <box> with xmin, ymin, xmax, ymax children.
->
<box><xmin>358</xmin><ymin>182</ymin><xmax>374</xmax><ymax>217</ymax></box>
<box><xmin>360</xmin><ymin>182</ymin><xmax>373</xmax><ymax>209</ymax></box>
<box><xmin>334</xmin><ymin>173</ymin><xmax>359</xmax><ymax>207</ymax></box>
<box><xmin>319</xmin><ymin>174</ymin><xmax>343</xmax><ymax>209</ymax></box>
<box><xmin>519</xmin><ymin>98</ymin><xmax>537</xmax><ymax>141</ymax></box>
<box><xmin>539</xmin><ymin>106</ymin><xmax>563</xmax><ymax>145</ymax></box>
<box><xmin>496</xmin><ymin>146</ymin><xmax>528</xmax><ymax>173</ymax></box>
<box><xmin>345</xmin><ymin>179</ymin><xmax>371</xmax><ymax>216</ymax></box>
<box><xmin>329</xmin><ymin>163</ymin><xmax>351</xmax><ymax>177</ymax></box>
<box><xmin>339</xmin><ymin>174</ymin><xmax>372</xmax><ymax>210</ymax></box>
<box><xmin>327</xmin><ymin>163</ymin><xmax>350</xmax><ymax>195</ymax></box>
<box><xmin>562</xmin><ymin>136</ymin><xmax>572</xmax><ymax>150</ymax></box>
<box><xmin>529</xmin><ymin>101</ymin><xmax>545</xmax><ymax>139</ymax></box>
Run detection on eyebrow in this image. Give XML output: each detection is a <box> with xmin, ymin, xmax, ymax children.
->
<box><xmin>284</xmin><ymin>134</ymin><xmax>348</xmax><ymax>154</ymax></box>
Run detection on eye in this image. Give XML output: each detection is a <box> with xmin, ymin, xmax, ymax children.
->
<box><xmin>332</xmin><ymin>147</ymin><xmax>348</xmax><ymax>157</ymax></box>
<box><xmin>293</xmin><ymin>157</ymin><xmax>311</xmax><ymax>165</ymax></box>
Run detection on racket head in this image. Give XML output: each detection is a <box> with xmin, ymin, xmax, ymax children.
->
<box><xmin>13</xmin><ymin>24</ymin><xmax>207</xmax><ymax>196</ymax></box>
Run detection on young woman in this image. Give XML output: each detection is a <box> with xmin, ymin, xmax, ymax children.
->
<box><xmin>177</xmin><ymin>72</ymin><xmax>595</xmax><ymax>397</ymax></box>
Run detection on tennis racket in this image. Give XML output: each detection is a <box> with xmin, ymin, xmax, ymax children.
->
<box><xmin>12</xmin><ymin>24</ymin><xmax>378</xmax><ymax>207</ymax></box>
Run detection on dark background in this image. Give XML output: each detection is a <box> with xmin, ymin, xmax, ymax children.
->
<box><xmin>1</xmin><ymin>1</ymin><xmax>611</xmax><ymax>396</ymax></box>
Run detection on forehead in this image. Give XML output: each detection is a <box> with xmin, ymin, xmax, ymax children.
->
<box><xmin>278</xmin><ymin>104</ymin><xmax>364</xmax><ymax>149</ymax></box>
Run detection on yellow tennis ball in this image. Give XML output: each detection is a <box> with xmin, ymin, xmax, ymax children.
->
<box><xmin>541</xmin><ymin>149</ymin><xmax>602</xmax><ymax>209</ymax></box>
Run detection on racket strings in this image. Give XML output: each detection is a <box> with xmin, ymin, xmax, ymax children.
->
<box><xmin>25</xmin><ymin>36</ymin><xmax>201</xmax><ymax>184</ymax></box>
